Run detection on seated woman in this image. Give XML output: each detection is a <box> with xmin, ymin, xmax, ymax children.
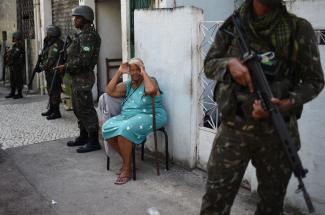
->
<box><xmin>102</xmin><ymin>58</ymin><xmax>167</xmax><ymax>185</ymax></box>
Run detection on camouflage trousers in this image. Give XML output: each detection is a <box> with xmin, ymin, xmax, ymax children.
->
<box><xmin>9</xmin><ymin>66</ymin><xmax>23</xmax><ymax>90</ymax></box>
<box><xmin>200</xmin><ymin>124</ymin><xmax>292</xmax><ymax>215</ymax></box>
<box><xmin>71</xmin><ymin>87</ymin><xmax>98</xmax><ymax>134</ymax></box>
<box><xmin>45</xmin><ymin>72</ymin><xmax>62</xmax><ymax>105</ymax></box>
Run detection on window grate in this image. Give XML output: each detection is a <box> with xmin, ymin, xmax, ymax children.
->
<box><xmin>16</xmin><ymin>0</ymin><xmax>35</xmax><ymax>39</ymax></box>
<box><xmin>315</xmin><ymin>29</ymin><xmax>325</xmax><ymax>45</ymax></box>
<box><xmin>198</xmin><ymin>21</ymin><xmax>224</xmax><ymax>130</ymax></box>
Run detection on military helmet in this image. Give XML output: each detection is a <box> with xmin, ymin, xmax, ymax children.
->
<box><xmin>46</xmin><ymin>25</ymin><xmax>61</xmax><ymax>37</ymax></box>
<box><xmin>72</xmin><ymin>5</ymin><xmax>94</xmax><ymax>22</ymax></box>
<box><xmin>12</xmin><ymin>31</ymin><xmax>23</xmax><ymax>40</ymax></box>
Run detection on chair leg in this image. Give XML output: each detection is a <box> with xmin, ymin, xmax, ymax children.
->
<box><xmin>141</xmin><ymin>142</ymin><xmax>145</xmax><ymax>161</ymax></box>
<box><xmin>162</xmin><ymin>128</ymin><xmax>169</xmax><ymax>170</ymax></box>
<box><xmin>132</xmin><ymin>144</ymin><xmax>136</xmax><ymax>181</ymax></box>
<box><xmin>107</xmin><ymin>155</ymin><xmax>110</xmax><ymax>171</ymax></box>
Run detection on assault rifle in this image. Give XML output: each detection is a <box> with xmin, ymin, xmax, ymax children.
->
<box><xmin>227</xmin><ymin>12</ymin><xmax>315</xmax><ymax>213</ymax></box>
<box><xmin>27</xmin><ymin>38</ymin><xmax>50</xmax><ymax>89</ymax></box>
<box><xmin>27</xmin><ymin>54</ymin><xmax>42</xmax><ymax>89</ymax></box>
<box><xmin>48</xmin><ymin>34</ymin><xmax>71</xmax><ymax>107</ymax></box>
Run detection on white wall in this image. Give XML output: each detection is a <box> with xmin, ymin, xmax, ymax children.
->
<box><xmin>40</xmin><ymin>0</ymin><xmax>52</xmax><ymax>41</ymax></box>
<box><xmin>134</xmin><ymin>7</ymin><xmax>203</xmax><ymax>167</ymax></box>
<box><xmin>287</xmin><ymin>1</ymin><xmax>325</xmax><ymax>213</ymax></box>
<box><xmin>96</xmin><ymin>0</ymin><xmax>122</xmax><ymax>93</ymax></box>
<box><xmin>244</xmin><ymin>1</ymin><xmax>325</xmax><ymax>213</ymax></box>
<box><xmin>286</xmin><ymin>0</ymin><xmax>325</xmax><ymax>29</ymax></box>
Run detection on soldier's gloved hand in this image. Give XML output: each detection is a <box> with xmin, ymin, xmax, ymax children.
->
<box><xmin>227</xmin><ymin>57</ymin><xmax>254</xmax><ymax>93</ymax></box>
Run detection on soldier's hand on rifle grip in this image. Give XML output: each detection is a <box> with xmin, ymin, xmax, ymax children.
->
<box><xmin>55</xmin><ymin>65</ymin><xmax>65</xmax><ymax>74</ymax></box>
<box><xmin>227</xmin><ymin>57</ymin><xmax>254</xmax><ymax>93</ymax></box>
<box><xmin>271</xmin><ymin>98</ymin><xmax>294</xmax><ymax>113</ymax></box>
<box><xmin>252</xmin><ymin>98</ymin><xmax>295</xmax><ymax>120</ymax></box>
<box><xmin>252</xmin><ymin>100</ymin><xmax>270</xmax><ymax>120</ymax></box>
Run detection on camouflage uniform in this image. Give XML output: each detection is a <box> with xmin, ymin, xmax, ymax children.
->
<box><xmin>66</xmin><ymin>24</ymin><xmax>101</xmax><ymax>135</ymax></box>
<box><xmin>40</xmin><ymin>38</ymin><xmax>64</xmax><ymax>107</ymax></box>
<box><xmin>5</xmin><ymin>41</ymin><xmax>25</xmax><ymax>97</ymax></box>
<box><xmin>200</xmin><ymin>1</ymin><xmax>324</xmax><ymax>215</ymax></box>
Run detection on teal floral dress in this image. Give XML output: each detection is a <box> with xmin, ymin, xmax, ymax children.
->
<box><xmin>102</xmin><ymin>79</ymin><xmax>167</xmax><ymax>144</ymax></box>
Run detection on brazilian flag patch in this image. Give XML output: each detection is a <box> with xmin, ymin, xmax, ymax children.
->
<box><xmin>83</xmin><ymin>46</ymin><xmax>91</xmax><ymax>52</ymax></box>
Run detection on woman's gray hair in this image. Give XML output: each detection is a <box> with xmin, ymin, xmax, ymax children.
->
<box><xmin>128</xmin><ymin>58</ymin><xmax>145</xmax><ymax>68</ymax></box>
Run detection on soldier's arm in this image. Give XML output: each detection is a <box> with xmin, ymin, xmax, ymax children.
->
<box><xmin>204</xmin><ymin>23</ymin><xmax>232</xmax><ymax>81</ymax></box>
<box><xmin>288</xmin><ymin>19</ymin><xmax>325</xmax><ymax>107</ymax></box>
<box><xmin>41</xmin><ymin>44</ymin><xmax>61</xmax><ymax>71</ymax></box>
<box><xmin>65</xmin><ymin>32</ymin><xmax>98</xmax><ymax>74</ymax></box>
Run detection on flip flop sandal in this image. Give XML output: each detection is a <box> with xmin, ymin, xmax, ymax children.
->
<box><xmin>114</xmin><ymin>175</ymin><xmax>131</xmax><ymax>185</ymax></box>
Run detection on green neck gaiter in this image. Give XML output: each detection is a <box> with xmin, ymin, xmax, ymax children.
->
<box><xmin>239</xmin><ymin>0</ymin><xmax>293</xmax><ymax>59</ymax></box>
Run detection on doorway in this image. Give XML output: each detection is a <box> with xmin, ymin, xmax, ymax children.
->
<box><xmin>96</xmin><ymin>0</ymin><xmax>123</xmax><ymax>95</ymax></box>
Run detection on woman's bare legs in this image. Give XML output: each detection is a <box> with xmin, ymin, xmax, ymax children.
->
<box><xmin>107</xmin><ymin>137</ymin><xmax>124</xmax><ymax>174</ymax></box>
<box><xmin>108</xmin><ymin>137</ymin><xmax>122</xmax><ymax>156</ymax></box>
<box><xmin>115</xmin><ymin>136</ymin><xmax>132</xmax><ymax>183</ymax></box>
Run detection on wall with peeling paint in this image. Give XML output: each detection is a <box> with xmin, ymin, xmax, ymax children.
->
<box><xmin>134</xmin><ymin>7</ymin><xmax>203</xmax><ymax>168</ymax></box>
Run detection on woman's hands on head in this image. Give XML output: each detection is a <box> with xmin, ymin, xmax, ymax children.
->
<box><xmin>118</xmin><ymin>62</ymin><xmax>129</xmax><ymax>76</ymax></box>
<box><xmin>139</xmin><ymin>65</ymin><xmax>146</xmax><ymax>76</ymax></box>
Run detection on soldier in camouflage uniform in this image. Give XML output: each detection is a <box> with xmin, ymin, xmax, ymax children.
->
<box><xmin>40</xmin><ymin>25</ymin><xmax>64</xmax><ymax>120</ymax></box>
<box><xmin>4</xmin><ymin>31</ymin><xmax>25</xmax><ymax>99</ymax></box>
<box><xmin>200</xmin><ymin>0</ymin><xmax>324</xmax><ymax>214</ymax></box>
<box><xmin>57</xmin><ymin>5</ymin><xmax>101</xmax><ymax>153</ymax></box>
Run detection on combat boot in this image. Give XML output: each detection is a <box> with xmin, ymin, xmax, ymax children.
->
<box><xmin>41</xmin><ymin>104</ymin><xmax>53</xmax><ymax>116</ymax></box>
<box><xmin>67</xmin><ymin>128</ymin><xmax>88</xmax><ymax>147</ymax></box>
<box><xmin>76</xmin><ymin>131</ymin><xmax>101</xmax><ymax>153</ymax></box>
<box><xmin>13</xmin><ymin>89</ymin><xmax>23</xmax><ymax>99</ymax></box>
<box><xmin>46</xmin><ymin>104</ymin><xmax>61</xmax><ymax>120</ymax></box>
<box><xmin>5</xmin><ymin>88</ymin><xmax>15</xmax><ymax>98</ymax></box>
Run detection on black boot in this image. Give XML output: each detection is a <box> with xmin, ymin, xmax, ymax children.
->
<box><xmin>67</xmin><ymin>128</ymin><xmax>88</xmax><ymax>147</ymax></box>
<box><xmin>5</xmin><ymin>88</ymin><xmax>15</xmax><ymax>98</ymax></box>
<box><xmin>42</xmin><ymin>104</ymin><xmax>53</xmax><ymax>116</ymax></box>
<box><xmin>13</xmin><ymin>89</ymin><xmax>23</xmax><ymax>99</ymax></box>
<box><xmin>47</xmin><ymin>104</ymin><xmax>61</xmax><ymax>120</ymax></box>
<box><xmin>76</xmin><ymin>131</ymin><xmax>101</xmax><ymax>153</ymax></box>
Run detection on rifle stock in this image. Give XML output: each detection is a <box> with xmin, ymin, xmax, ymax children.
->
<box><xmin>230</xmin><ymin>12</ymin><xmax>315</xmax><ymax>213</ymax></box>
<box><xmin>28</xmin><ymin>54</ymin><xmax>42</xmax><ymax>88</ymax></box>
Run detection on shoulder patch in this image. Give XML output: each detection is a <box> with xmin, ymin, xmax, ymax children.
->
<box><xmin>83</xmin><ymin>46</ymin><xmax>91</xmax><ymax>52</ymax></box>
